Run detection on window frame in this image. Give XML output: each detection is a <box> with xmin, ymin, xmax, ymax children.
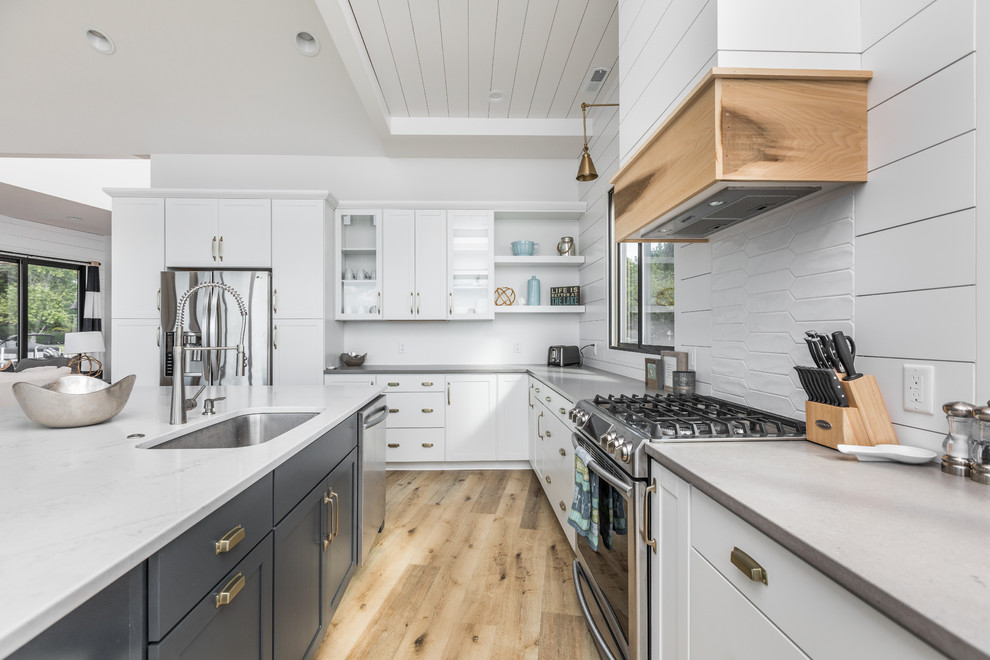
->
<box><xmin>0</xmin><ymin>254</ymin><xmax>85</xmax><ymax>362</ymax></box>
<box><xmin>607</xmin><ymin>189</ymin><xmax>675</xmax><ymax>354</ymax></box>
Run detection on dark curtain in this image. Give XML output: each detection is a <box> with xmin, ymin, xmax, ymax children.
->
<box><xmin>81</xmin><ymin>265</ymin><xmax>102</xmax><ymax>332</ymax></box>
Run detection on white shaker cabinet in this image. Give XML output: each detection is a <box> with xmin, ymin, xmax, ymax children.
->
<box><xmin>272</xmin><ymin>199</ymin><xmax>325</xmax><ymax>319</ymax></box>
<box><xmin>334</xmin><ymin>209</ymin><xmax>383</xmax><ymax>320</ymax></box>
<box><xmin>496</xmin><ymin>374</ymin><xmax>529</xmax><ymax>460</ymax></box>
<box><xmin>110</xmin><ymin>318</ymin><xmax>161</xmax><ymax>386</ymax></box>
<box><xmin>111</xmin><ymin>196</ymin><xmax>164</xmax><ymax>319</ymax></box>
<box><xmin>381</xmin><ymin>210</ymin><xmax>447</xmax><ymax>320</ymax></box>
<box><xmin>165</xmin><ymin>198</ymin><xmax>272</xmax><ymax>268</ymax></box>
<box><xmin>446</xmin><ymin>210</ymin><xmax>494</xmax><ymax>320</ymax></box>
<box><xmin>444</xmin><ymin>374</ymin><xmax>497</xmax><ymax>461</ymax></box>
<box><xmin>272</xmin><ymin>319</ymin><xmax>323</xmax><ymax>386</ymax></box>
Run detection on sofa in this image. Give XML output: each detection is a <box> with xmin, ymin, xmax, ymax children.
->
<box><xmin>0</xmin><ymin>363</ymin><xmax>74</xmax><ymax>407</ymax></box>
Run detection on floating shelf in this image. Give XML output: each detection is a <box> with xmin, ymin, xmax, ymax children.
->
<box><xmin>494</xmin><ymin>256</ymin><xmax>586</xmax><ymax>266</ymax></box>
<box><xmin>495</xmin><ymin>305</ymin><xmax>586</xmax><ymax>314</ymax></box>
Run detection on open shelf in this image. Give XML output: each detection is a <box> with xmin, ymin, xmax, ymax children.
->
<box><xmin>495</xmin><ymin>305</ymin><xmax>586</xmax><ymax>314</ymax></box>
<box><xmin>494</xmin><ymin>256</ymin><xmax>586</xmax><ymax>266</ymax></box>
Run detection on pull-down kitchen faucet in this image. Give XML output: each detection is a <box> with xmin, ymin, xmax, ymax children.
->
<box><xmin>170</xmin><ymin>282</ymin><xmax>248</xmax><ymax>425</ymax></box>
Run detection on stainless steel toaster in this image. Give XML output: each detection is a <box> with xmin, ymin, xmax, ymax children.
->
<box><xmin>547</xmin><ymin>345</ymin><xmax>581</xmax><ymax>367</ymax></box>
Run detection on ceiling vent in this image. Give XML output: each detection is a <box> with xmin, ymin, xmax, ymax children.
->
<box><xmin>585</xmin><ymin>67</ymin><xmax>610</xmax><ymax>93</ymax></box>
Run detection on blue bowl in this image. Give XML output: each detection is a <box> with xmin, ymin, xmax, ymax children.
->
<box><xmin>511</xmin><ymin>240</ymin><xmax>536</xmax><ymax>256</ymax></box>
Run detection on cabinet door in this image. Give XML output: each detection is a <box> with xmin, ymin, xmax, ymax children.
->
<box><xmin>273</xmin><ymin>199</ymin><xmax>325</xmax><ymax>319</ymax></box>
<box><xmin>323</xmin><ymin>449</ymin><xmax>357</xmax><ymax>625</ymax></box>
<box><xmin>447</xmin><ymin>210</ymin><xmax>494</xmax><ymax>320</ymax></box>
<box><xmin>273</xmin><ymin>319</ymin><xmax>324</xmax><ymax>386</ymax></box>
<box><xmin>112</xmin><ymin>197</ymin><xmax>165</xmax><ymax>319</ymax></box>
<box><xmin>335</xmin><ymin>209</ymin><xmax>383</xmax><ymax>321</ymax></box>
<box><xmin>445</xmin><ymin>374</ymin><xmax>497</xmax><ymax>461</ymax></box>
<box><xmin>274</xmin><ymin>480</ymin><xmax>326</xmax><ymax>660</ymax></box>
<box><xmin>110</xmin><ymin>318</ymin><xmax>161</xmax><ymax>385</ymax></box>
<box><xmin>219</xmin><ymin>199</ymin><xmax>272</xmax><ymax>268</ymax></box>
<box><xmin>529</xmin><ymin>381</ymin><xmax>545</xmax><ymax>479</ymax></box>
<box><xmin>149</xmin><ymin>534</ymin><xmax>273</xmax><ymax>660</ymax></box>
<box><xmin>652</xmin><ymin>462</ymin><xmax>691</xmax><ymax>660</ymax></box>
<box><xmin>496</xmin><ymin>374</ymin><xmax>528</xmax><ymax>460</ymax></box>
<box><xmin>381</xmin><ymin>209</ymin><xmax>415</xmax><ymax>320</ymax></box>
<box><xmin>413</xmin><ymin>210</ymin><xmax>447</xmax><ymax>320</ymax></box>
<box><xmin>165</xmin><ymin>198</ymin><xmax>219</xmax><ymax>267</ymax></box>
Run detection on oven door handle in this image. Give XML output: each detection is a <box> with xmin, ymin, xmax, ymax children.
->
<box><xmin>572</xmin><ymin>560</ymin><xmax>620</xmax><ymax>660</ymax></box>
<box><xmin>572</xmin><ymin>434</ymin><xmax>634</xmax><ymax>497</ymax></box>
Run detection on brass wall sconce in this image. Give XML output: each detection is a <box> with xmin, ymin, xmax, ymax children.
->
<box><xmin>577</xmin><ymin>102</ymin><xmax>619</xmax><ymax>181</ymax></box>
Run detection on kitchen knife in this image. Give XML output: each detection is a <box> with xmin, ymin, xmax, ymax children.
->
<box><xmin>820</xmin><ymin>368</ymin><xmax>850</xmax><ymax>407</ymax></box>
<box><xmin>810</xmin><ymin>368</ymin><xmax>835</xmax><ymax>405</ymax></box>
<box><xmin>831</xmin><ymin>331</ymin><xmax>862</xmax><ymax>381</ymax></box>
<box><xmin>814</xmin><ymin>332</ymin><xmax>846</xmax><ymax>373</ymax></box>
<box><xmin>794</xmin><ymin>366</ymin><xmax>816</xmax><ymax>403</ymax></box>
<box><xmin>799</xmin><ymin>366</ymin><xmax>826</xmax><ymax>404</ymax></box>
<box><xmin>803</xmin><ymin>333</ymin><xmax>831</xmax><ymax>369</ymax></box>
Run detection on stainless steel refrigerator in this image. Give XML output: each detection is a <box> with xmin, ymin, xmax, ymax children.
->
<box><xmin>160</xmin><ymin>270</ymin><xmax>272</xmax><ymax>387</ymax></box>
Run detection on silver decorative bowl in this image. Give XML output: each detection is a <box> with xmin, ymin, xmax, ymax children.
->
<box><xmin>12</xmin><ymin>374</ymin><xmax>136</xmax><ymax>428</ymax></box>
<box><xmin>339</xmin><ymin>352</ymin><xmax>367</xmax><ymax>367</ymax></box>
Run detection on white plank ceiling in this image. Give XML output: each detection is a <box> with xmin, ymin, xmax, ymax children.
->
<box><xmin>346</xmin><ymin>0</ymin><xmax>619</xmax><ymax>119</ymax></box>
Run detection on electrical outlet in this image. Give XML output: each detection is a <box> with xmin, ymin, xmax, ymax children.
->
<box><xmin>398</xmin><ymin>342</ymin><xmax>407</xmax><ymax>354</ymax></box>
<box><xmin>903</xmin><ymin>364</ymin><xmax>935</xmax><ymax>414</ymax></box>
<box><xmin>513</xmin><ymin>342</ymin><xmax>521</xmax><ymax>353</ymax></box>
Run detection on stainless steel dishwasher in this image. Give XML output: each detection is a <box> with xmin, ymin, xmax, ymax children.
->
<box><xmin>358</xmin><ymin>395</ymin><xmax>388</xmax><ymax>564</ymax></box>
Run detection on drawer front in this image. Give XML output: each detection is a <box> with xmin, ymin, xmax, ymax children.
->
<box><xmin>380</xmin><ymin>374</ymin><xmax>444</xmax><ymax>392</ymax></box>
<box><xmin>385</xmin><ymin>392</ymin><xmax>445</xmax><ymax>428</ymax></box>
<box><xmin>691</xmin><ymin>490</ymin><xmax>945</xmax><ymax>659</ymax></box>
<box><xmin>324</xmin><ymin>374</ymin><xmax>377</xmax><ymax>386</ymax></box>
<box><xmin>149</xmin><ymin>533</ymin><xmax>273</xmax><ymax>660</ymax></box>
<box><xmin>532</xmin><ymin>380</ymin><xmax>574</xmax><ymax>428</ymax></box>
<box><xmin>386</xmin><ymin>428</ymin><xmax>445</xmax><ymax>462</ymax></box>
<box><xmin>148</xmin><ymin>474</ymin><xmax>274</xmax><ymax>642</ymax></box>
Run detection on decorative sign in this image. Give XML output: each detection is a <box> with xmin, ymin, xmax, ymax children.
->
<box><xmin>644</xmin><ymin>357</ymin><xmax>661</xmax><ymax>390</ymax></box>
<box><xmin>661</xmin><ymin>351</ymin><xmax>689</xmax><ymax>392</ymax></box>
<box><xmin>549</xmin><ymin>285</ymin><xmax>580</xmax><ymax>306</ymax></box>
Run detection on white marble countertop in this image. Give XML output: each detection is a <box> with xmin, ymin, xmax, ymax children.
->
<box><xmin>646</xmin><ymin>440</ymin><xmax>990</xmax><ymax>659</ymax></box>
<box><xmin>0</xmin><ymin>383</ymin><xmax>382</xmax><ymax>657</ymax></box>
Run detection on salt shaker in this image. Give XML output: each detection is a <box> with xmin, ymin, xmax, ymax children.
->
<box><xmin>941</xmin><ymin>401</ymin><xmax>976</xmax><ymax>476</ymax></box>
<box><xmin>970</xmin><ymin>406</ymin><xmax>990</xmax><ymax>484</ymax></box>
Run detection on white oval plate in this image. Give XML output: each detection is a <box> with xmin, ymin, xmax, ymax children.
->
<box><xmin>836</xmin><ymin>444</ymin><xmax>937</xmax><ymax>464</ymax></box>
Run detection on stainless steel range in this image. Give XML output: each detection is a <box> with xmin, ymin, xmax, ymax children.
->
<box><xmin>568</xmin><ymin>393</ymin><xmax>805</xmax><ymax>660</ymax></box>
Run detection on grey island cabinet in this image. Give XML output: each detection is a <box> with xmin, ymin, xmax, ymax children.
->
<box><xmin>8</xmin><ymin>407</ymin><xmax>363</xmax><ymax>660</ymax></box>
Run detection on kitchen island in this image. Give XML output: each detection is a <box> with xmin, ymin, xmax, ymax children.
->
<box><xmin>0</xmin><ymin>383</ymin><xmax>382</xmax><ymax>657</ymax></box>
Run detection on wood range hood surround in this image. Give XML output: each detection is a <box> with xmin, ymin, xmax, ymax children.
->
<box><xmin>612</xmin><ymin>68</ymin><xmax>872</xmax><ymax>242</ymax></box>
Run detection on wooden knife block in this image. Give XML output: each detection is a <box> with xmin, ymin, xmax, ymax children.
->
<box><xmin>805</xmin><ymin>374</ymin><xmax>898</xmax><ymax>450</ymax></box>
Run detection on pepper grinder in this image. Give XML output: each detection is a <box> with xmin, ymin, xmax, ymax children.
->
<box><xmin>941</xmin><ymin>401</ymin><xmax>976</xmax><ymax>476</ymax></box>
<box><xmin>970</xmin><ymin>406</ymin><xmax>990</xmax><ymax>484</ymax></box>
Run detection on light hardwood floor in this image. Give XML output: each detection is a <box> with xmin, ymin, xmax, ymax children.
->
<box><xmin>316</xmin><ymin>469</ymin><xmax>601</xmax><ymax>660</ymax></box>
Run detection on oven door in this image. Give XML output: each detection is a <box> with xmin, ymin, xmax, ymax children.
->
<box><xmin>571</xmin><ymin>432</ymin><xmax>648</xmax><ymax>660</ymax></box>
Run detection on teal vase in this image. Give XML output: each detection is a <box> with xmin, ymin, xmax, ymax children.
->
<box><xmin>527</xmin><ymin>276</ymin><xmax>540</xmax><ymax>306</ymax></box>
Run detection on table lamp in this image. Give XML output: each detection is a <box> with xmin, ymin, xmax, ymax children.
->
<box><xmin>65</xmin><ymin>331</ymin><xmax>105</xmax><ymax>377</ymax></box>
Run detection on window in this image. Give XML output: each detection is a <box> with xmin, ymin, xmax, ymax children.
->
<box><xmin>609</xmin><ymin>190</ymin><xmax>675</xmax><ymax>352</ymax></box>
<box><xmin>0</xmin><ymin>256</ymin><xmax>84</xmax><ymax>365</ymax></box>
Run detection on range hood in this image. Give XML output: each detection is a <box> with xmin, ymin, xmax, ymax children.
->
<box><xmin>612</xmin><ymin>68</ymin><xmax>872</xmax><ymax>242</ymax></box>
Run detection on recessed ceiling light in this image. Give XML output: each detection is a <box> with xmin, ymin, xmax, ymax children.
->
<box><xmin>488</xmin><ymin>89</ymin><xmax>506</xmax><ymax>102</ymax></box>
<box><xmin>295</xmin><ymin>32</ymin><xmax>320</xmax><ymax>56</ymax></box>
<box><xmin>708</xmin><ymin>200</ymin><xmax>725</xmax><ymax>207</ymax></box>
<box><xmin>66</xmin><ymin>216</ymin><xmax>84</xmax><ymax>222</ymax></box>
<box><xmin>85</xmin><ymin>28</ymin><xmax>115</xmax><ymax>55</ymax></box>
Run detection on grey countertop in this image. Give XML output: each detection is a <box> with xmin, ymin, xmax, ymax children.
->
<box><xmin>646</xmin><ymin>440</ymin><xmax>990</xmax><ymax>659</ymax></box>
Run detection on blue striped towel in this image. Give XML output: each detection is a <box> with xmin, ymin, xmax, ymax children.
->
<box><xmin>567</xmin><ymin>446</ymin><xmax>600</xmax><ymax>551</ymax></box>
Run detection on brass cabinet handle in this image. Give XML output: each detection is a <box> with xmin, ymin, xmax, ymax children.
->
<box><xmin>545</xmin><ymin>396</ymin><xmax>551</xmax><ymax>402</ymax></box>
<box><xmin>215</xmin><ymin>525</ymin><xmax>245</xmax><ymax>555</ymax></box>
<box><xmin>537</xmin><ymin>410</ymin><xmax>544</xmax><ymax>439</ymax></box>
<box><xmin>545</xmin><ymin>475</ymin><xmax>551</xmax><ymax>484</ymax></box>
<box><xmin>731</xmin><ymin>547</ymin><xmax>768</xmax><ymax>585</ymax></box>
<box><xmin>422</xmin><ymin>442</ymin><xmax>434</xmax><ymax>448</ymax></box>
<box><xmin>559</xmin><ymin>407</ymin><xmax>567</xmax><ymax>415</ymax></box>
<box><xmin>212</xmin><ymin>236</ymin><xmax>217</xmax><ymax>261</ymax></box>
<box><xmin>273</xmin><ymin>324</ymin><xmax>278</xmax><ymax>350</ymax></box>
<box><xmin>535</xmin><ymin>387</ymin><xmax>541</xmax><ymax>393</ymax></box>
<box><xmin>215</xmin><ymin>573</ymin><xmax>245</xmax><ymax>608</ymax></box>
<box><xmin>528</xmin><ymin>385</ymin><xmax>534</xmax><ymax>409</ymax></box>
<box><xmin>389</xmin><ymin>408</ymin><xmax>399</xmax><ymax>413</ymax></box>
<box><xmin>388</xmin><ymin>382</ymin><xmax>400</xmax><ymax>387</ymax></box>
<box><xmin>559</xmin><ymin>500</ymin><xmax>566</xmax><ymax>512</ymax></box>
<box><xmin>218</xmin><ymin>235</ymin><xmax>224</xmax><ymax>262</ymax></box>
<box><xmin>545</xmin><ymin>429</ymin><xmax>552</xmax><ymax>438</ymax></box>
<box><xmin>388</xmin><ymin>443</ymin><xmax>400</xmax><ymax>448</ymax></box>
<box><xmin>273</xmin><ymin>288</ymin><xmax>278</xmax><ymax>314</ymax></box>
<box><xmin>323</xmin><ymin>488</ymin><xmax>335</xmax><ymax>549</ymax></box>
<box><xmin>422</xmin><ymin>381</ymin><xmax>433</xmax><ymax>386</ymax></box>
<box><xmin>421</xmin><ymin>408</ymin><xmax>434</xmax><ymax>413</ymax></box>
<box><xmin>643</xmin><ymin>479</ymin><xmax>657</xmax><ymax>554</ymax></box>
<box><xmin>559</xmin><ymin>448</ymin><xmax>566</xmax><ymax>456</ymax></box>
<box><xmin>331</xmin><ymin>491</ymin><xmax>340</xmax><ymax>538</ymax></box>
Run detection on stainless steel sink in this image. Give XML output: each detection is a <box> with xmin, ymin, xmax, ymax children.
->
<box><xmin>146</xmin><ymin>412</ymin><xmax>319</xmax><ymax>449</ymax></box>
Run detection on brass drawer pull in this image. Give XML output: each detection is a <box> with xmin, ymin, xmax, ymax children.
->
<box><xmin>388</xmin><ymin>443</ymin><xmax>400</xmax><ymax>448</ymax></box>
<box><xmin>731</xmin><ymin>547</ymin><xmax>768</xmax><ymax>585</ymax></box>
<box><xmin>422</xmin><ymin>381</ymin><xmax>433</xmax><ymax>387</ymax></box>
<box><xmin>545</xmin><ymin>430</ymin><xmax>552</xmax><ymax>438</ymax></box>
<box><xmin>535</xmin><ymin>387</ymin><xmax>540</xmax><ymax>393</ymax></box>
<box><xmin>545</xmin><ymin>396</ymin><xmax>551</xmax><ymax>402</ymax></box>
<box><xmin>215</xmin><ymin>525</ymin><xmax>245</xmax><ymax>555</ymax></box>
<box><xmin>388</xmin><ymin>382</ymin><xmax>399</xmax><ymax>387</ymax></box>
<box><xmin>545</xmin><ymin>475</ymin><xmax>551</xmax><ymax>484</ymax></box>
<box><xmin>559</xmin><ymin>407</ymin><xmax>566</xmax><ymax>414</ymax></box>
<box><xmin>422</xmin><ymin>442</ymin><xmax>434</xmax><ymax>448</ymax></box>
<box><xmin>422</xmin><ymin>408</ymin><xmax>434</xmax><ymax>413</ymax></box>
<box><xmin>559</xmin><ymin>500</ymin><xmax>566</xmax><ymax>512</ymax></box>
<box><xmin>559</xmin><ymin>448</ymin><xmax>566</xmax><ymax>456</ymax></box>
<box><xmin>389</xmin><ymin>408</ymin><xmax>399</xmax><ymax>413</ymax></box>
<box><xmin>215</xmin><ymin>573</ymin><xmax>245</xmax><ymax>608</ymax></box>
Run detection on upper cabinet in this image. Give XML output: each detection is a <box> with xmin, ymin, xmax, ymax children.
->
<box><xmin>272</xmin><ymin>199</ymin><xmax>325</xmax><ymax>319</ymax></box>
<box><xmin>612</xmin><ymin>68</ymin><xmax>872</xmax><ymax>242</ymax></box>
<box><xmin>381</xmin><ymin>210</ymin><xmax>447</xmax><ymax>321</ymax></box>
<box><xmin>334</xmin><ymin>210</ymin><xmax>383</xmax><ymax>321</ymax></box>
<box><xmin>165</xmin><ymin>198</ymin><xmax>272</xmax><ymax>268</ymax></box>
<box><xmin>111</xmin><ymin>196</ymin><xmax>165</xmax><ymax>319</ymax></box>
<box><xmin>447</xmin><ymin>210</ymin><xmax>494</xmax><ymax>320</ymax></box>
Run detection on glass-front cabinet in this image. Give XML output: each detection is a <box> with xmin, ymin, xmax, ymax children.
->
<box><xmin>447</xmin><ymin>210</ymin><xmax>494</xmax><ymax>320</ymax></box>
<box><xmin>334</xmin><ymin>210</ymin><xmax>383</xmax><ymax>320</ymax></box>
